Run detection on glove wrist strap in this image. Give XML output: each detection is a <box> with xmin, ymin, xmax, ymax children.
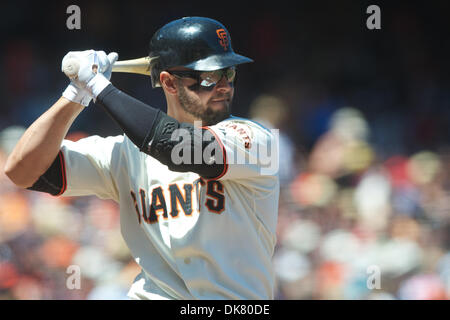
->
<box><xmin>62</xmin><ymin>83</ymin><xmax>91</xmax><ymax>107</ymax></box>
<box><xmin>86</xmin><ymin>73</ymin><xmax>111</xmax><ymax>99</ymax></box>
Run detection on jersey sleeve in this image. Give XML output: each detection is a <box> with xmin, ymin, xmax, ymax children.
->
<box><xmin>28</xmin><ymin>135</ymin><xmax>124</xmax><ymax>200</ymax></box>
<box><xmin>204</xmin><ymin>118</ymin><xmax>279</xmax><ymax>180</ymax></box>
<box><xmin>60</xmin><ymin>135</ymin><xmax>124</xmax><ymax>200</ymax></box>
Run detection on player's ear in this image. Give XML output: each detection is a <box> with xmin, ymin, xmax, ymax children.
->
<box><xmin>160</xmin><ymin>71</ymin><xmax>177</xmax><ymax>94</ymax></box>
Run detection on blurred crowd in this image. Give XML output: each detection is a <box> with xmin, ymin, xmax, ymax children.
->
<box><xmin>1</xmin><ymin>1</ymin><xmax>449</xmax><ymax>300</ymax></box>
<box><xmin>249</xmin><ymin>98</ymin><xmax>450</xmax><ymax>299</ymax></box>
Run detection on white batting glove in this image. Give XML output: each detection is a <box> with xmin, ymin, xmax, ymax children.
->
<box><xmin>61</xmin><ymin>50</ymin><xmax>119</xmax><ymax>105</ymax></box>
<box><xmin>62</xmin><ymin>82</ymin><xmax>93</xmax><ymax>106</ymax></box>
<box><xmin>61</xmin><ymin>50</ymin><xmax>99</xmax><ymax>86</ymax></box>
<box><xmin>61</xmin><ymin>50</ymin><xmax>98</xmax><ymax>106</ymax></box>
<box><xmin>86</xmin><ymin>51</ymin><xmax>119</xmax><ymax>99</ymax></box>
<box><xmin>96</xmin><ymin>51</ymin><xmax>119</xmax><ymax>81</ymax></box>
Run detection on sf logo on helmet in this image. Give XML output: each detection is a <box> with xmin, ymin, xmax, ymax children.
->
<box><xmin>216</xmin><ymin>29</ymin><xmax>229</xmax><ymax>51</ymax></box>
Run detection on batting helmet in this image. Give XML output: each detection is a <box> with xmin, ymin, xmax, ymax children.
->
<box><xmin>148</xmin><ymin>17</ymin><xmax>253</xmax><ymax>88</ymax></box>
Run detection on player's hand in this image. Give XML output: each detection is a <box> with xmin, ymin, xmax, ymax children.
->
<box><xmin>61</xmin><ymin>50</ymin><xmax>99</xmax><ymax>87</ymax></box>
<box><xmin>61</xmin><ymin>50</ymin><xmax>119</xmax><ymax>104</ymax></box>
<box><xmin>84</xmin><ymin>51</ymin><xmax>119</xmax><ymax>99</ymax></box>
<box><xmin>61</xmin><ymin>50</ymin><xmax>100</xmax><ymax>107</ymax></box>
<box><xmin>96</xmin><ymin>51</ymin><xmax>119</xmax><ymax>81</ymax></box>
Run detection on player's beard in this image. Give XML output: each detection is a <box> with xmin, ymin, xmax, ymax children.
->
<box><xmin>177</xmin><ymin>82</ymin><xmax>231</xmax><ymax>126</ymax></box>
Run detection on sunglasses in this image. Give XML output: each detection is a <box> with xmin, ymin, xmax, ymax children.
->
<box><xmin>168</xmin><ymin>67</ymin><xmax>236</xmax><ymax>91</ymax></box>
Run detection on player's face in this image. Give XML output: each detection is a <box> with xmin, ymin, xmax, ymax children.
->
<box><xmin>172</xmin><ymin>68</ymin><xmax>235</xmax><ymax>126</ymax></box>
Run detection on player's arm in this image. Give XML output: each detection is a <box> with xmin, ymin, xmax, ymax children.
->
<box><xmin>4</xmin><ymin>50</ymin><xmax>117</xmax><ymax>191</ymax></box>
<box><xmin>4</xmin><ymin>98</ymin><xmax>84</xmax><ymax>188</ymax></box>
<box><xmin>94</xmin><ymin>83</ymin><xmax>225</xmax><ymax>179</ymax></box>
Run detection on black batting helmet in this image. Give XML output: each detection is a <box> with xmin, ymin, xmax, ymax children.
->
<box><xmin>148</xmin><ymin>17</ymin><xmax>253</xmax><ymax>88</ymax></box>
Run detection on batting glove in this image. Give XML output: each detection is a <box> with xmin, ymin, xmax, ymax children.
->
<box><xmin>85</xmin><ymin>51</ymin><xmax>119</xmax><ymax>99</ymax></box>
<box><xmin>61</xmin><ymin>50</ymin><xmax>119</xmax><ymax>106</ymax></box>
<box><xmin>97</xmin><ymin>51</ymin><xmax>119</xmax><ymax>81</ymax></box>
<box><xmin>61</xmin><ymin>50</ymin><xmax>98</xmax><ymax>106</ymax></box>
<box><xmin>62</xmin><ymin>82</ymin><xmax>93</xmax><ymax>107</ymax></box>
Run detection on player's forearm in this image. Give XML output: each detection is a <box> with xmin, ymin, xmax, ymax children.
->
<box><xmin>4</xmin><ymin>97</ymin><xmax>84</xmax><ymax>188</ymax></box>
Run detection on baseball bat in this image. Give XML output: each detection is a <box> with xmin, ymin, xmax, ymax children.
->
<box><xmin>62</xmin><ymin>56</ymin><xmax>153</xmax><ymax>79</ymax></box>
<box><xmin>111</xmin><ymin>57</ymin><xmax>152</xmax><ymax>76</ymax></box>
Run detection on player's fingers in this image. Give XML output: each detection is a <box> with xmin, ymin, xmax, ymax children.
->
<box><xmin>107</xmin><ymin>52</ymin><xmax>119</xmax><ymax>65</ymax></box>
<box><xmin>96</xmin><ymin>50</ymin><xmax>109</xmax><ymax>73</ymax></box>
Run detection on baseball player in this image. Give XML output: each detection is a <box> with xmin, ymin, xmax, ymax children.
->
<box><xmin>4</xmin><ymin>17</ymin><xmax>280</xmax><ymax>299</ymax></box>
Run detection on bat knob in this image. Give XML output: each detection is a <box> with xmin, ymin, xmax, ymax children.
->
<box><xmin>62</xmin><ymin>57</ymin><xmax>80</xmax><ymax>79</ymax></box>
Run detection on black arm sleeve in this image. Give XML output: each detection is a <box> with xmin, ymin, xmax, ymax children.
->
<box><xmin>96</xmin><ymin>84</ymin><xmax>226</xmax><ymax>179</ymax></box>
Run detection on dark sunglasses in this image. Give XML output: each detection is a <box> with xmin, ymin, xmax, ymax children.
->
<box><xmin>168</xmin><ymin>67</ymin><xmax>236</xmax><ymax>91</ymax></box>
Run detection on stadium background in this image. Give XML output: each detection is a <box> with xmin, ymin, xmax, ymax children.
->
<box><xmin>0</xmin><ymin>0</ymin><xmax>449</xmax><ymax>299</ymax></box>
